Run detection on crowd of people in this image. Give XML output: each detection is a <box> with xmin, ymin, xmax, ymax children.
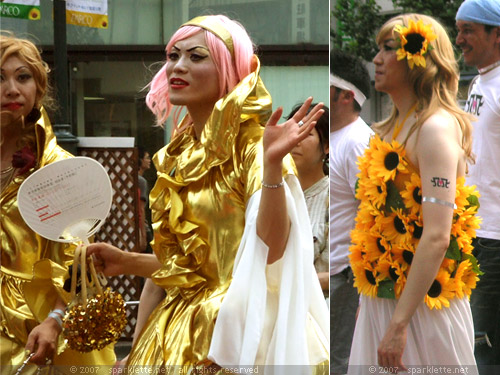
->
<box><xmin>1</xmin><ymin>0</ymin><xmax>499</xmax><ymax>374</ymax></box>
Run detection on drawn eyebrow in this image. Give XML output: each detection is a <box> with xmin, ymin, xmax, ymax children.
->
<box><xmin>1</xmin><ymin>66</ymin><xmax>30</xmax><ymax>73</ymax></box>
<box><xmin>187</xmin><ymin>46</ymin><xmax>209</xmax><ymax>52</ymax></box>
<box><xmin>171</xmin><ymin>45</ymin><xmax>209</xmax><ymax>53</ymax></box>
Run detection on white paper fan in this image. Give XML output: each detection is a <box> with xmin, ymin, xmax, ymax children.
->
<box><xmin>17</xmin><ymin>157</ymin><xmax>112</xmax><ymax>243</ymax></box>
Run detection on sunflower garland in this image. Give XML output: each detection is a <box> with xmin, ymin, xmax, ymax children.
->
<box><xmin>394</xmin><ymin>19</ymin><xmax>437</xmax><ymax>69</ymax></box>
<box><xmin>349</xmin><ymin>135</ymin><xmax>481</xmax><ymax>309</ymax></box>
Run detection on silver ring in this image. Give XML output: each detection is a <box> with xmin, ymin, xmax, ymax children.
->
<box><xmin>297</xmin><ymin>120</ymin><xmax>304</xmax><ymax>127</ymax></box>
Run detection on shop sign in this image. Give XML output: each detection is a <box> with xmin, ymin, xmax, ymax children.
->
<box><xmin>0</xmin><ymin>0</ymin><xmax>40</xmax><ymax>21</ymax></box>
<box><xmin>66</xmin><ymin>0</ymin><xmax>108</xmax><ymax>29</ymax></box>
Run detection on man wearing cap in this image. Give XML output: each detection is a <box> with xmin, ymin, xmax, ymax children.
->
<box><xmin>329</xmin><ymin>49</ymin><xmax>373</xmax><ymax>375</ymax></box>
<box><xmin>456</xmin><ymin>0</ymin><xmax>500</xmax><ymax>373</ymax></box>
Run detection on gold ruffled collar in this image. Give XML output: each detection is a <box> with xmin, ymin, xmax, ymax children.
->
<box><xmin>153</xmin><ymin>56</ymin><xmax>272</xmax><ymax>186</ymax></box>
<box><xmin>36</xmin><ymin>107</ymin><xmax>64</xmax><ymax>168</ymax></box>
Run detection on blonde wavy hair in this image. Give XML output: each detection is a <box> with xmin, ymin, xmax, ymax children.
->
<box><xmin>0</xmin><ymin>33</ymin><xmax>55</xmax><ymax>149</ymax></box>
<box><xmin>373</xmin><ymin>14</ymin><xmax>474</xmax><ymax>164</ymax></box>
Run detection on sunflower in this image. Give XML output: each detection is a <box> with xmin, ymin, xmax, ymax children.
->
<box><xmin>352</xmin><ymin>262</ymin><xmax>379</xmax><ymax>298</ymax></box>
<box><xmin>377</xmin><ymin>257</ymin><xmax>407</xmax><ymax>298</ymax></box>
<box><xmin>425</xmin><ymin>269</ymin><xmax>455</xmax><ymax>310</ymax></box>
<box><xmin>458</xmin><ymin>237</ymin><xmax>474</xmax><ymax>255</ymax></box>
<box><xmin>390</xmin><ymin>241</ymin><xmax>409</xmax><ymax>266</ymax></box>
<box><xmin>374</xmin><ymin>208</ymin><xmax>411</xmax><ymax>246</ymax></box>
<box><xmin>394</xmin><ymin>19</ymin><xmax>437</xmax><ymax>69</ymax></box>
<box><xmin>363</xmin><ymin>232</ymin><xmax>392</xmax><ymax>263</ymax></box>
<box><xmin>462</xmin><ymin>208</ymin><xmax>482</xmax><ymax>238</ymax></box>
<box><xmin>401</xmin><ymin>173</ymin><xmax>422</xmax><ymax>216</ymax></box>
<box><xmin>356</xmin><ymin>152</ymin><xmax>371</xmax><ymax>180</ymax></box>
<box><xmin>405</xmin><ymin>212</ymin><xmax>423</xmax><ymax>242</ymax></box>
<box><xmin>455</xmin><ymin>177</ymin><xmax>480</xmax><ymax>212</ymax></box>
<box><xmin>361</xmin><ymin>178</ymin><xmax>387</xmax><ymax>209</ymax></box>
<box><xmin>452</xmin><ymin>259</ymin><xmax>479</xmax><ymax>299</ymax></box>
<box><xmin>349</xmin><ymin>241</ymin><xmax>366</xmax><ymax>266</ymax></box>
<box><xmin>454</xmin><ymin>177</ymin><xmax>470</xmax><ymax>212</ymax></box>
<box><xmin>399</xmin><ymin>241</ymin><xmax>416</xmax><ymax>268</ymax></box>
<box><xmin>368</xmin><ymin>136</ymin><xmax>408</xmax><ymax>182</ymax></box>
<box><xmin>440</xmin><ymin>258</ymin><xmax>457</xmax><ymax>274</ymax></box>
<box><xmin>451</xmin><ymin>213</ymin><xmax>467</xmax><ymax>239</ymax></box>
<box><xmin>355</xmin><ymin>201</ymin><xmax>378</xmax><ymax>231</ymax></box>
<box><xmin>455</xmin><ymin>232</ymin><xmax>472</xmax><ymax>251</ymax></box>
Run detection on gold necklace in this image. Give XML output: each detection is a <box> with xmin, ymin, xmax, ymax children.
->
<box><xmin>392</xmin><ymin>103</ymin><xmax>417</xmax><ymax>140</ymax></box>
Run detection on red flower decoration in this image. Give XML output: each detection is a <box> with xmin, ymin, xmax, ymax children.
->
<box><xmin>12</xmin><ymin>146</ymin><xmax>36</xmax><ymax>175</ymax></box>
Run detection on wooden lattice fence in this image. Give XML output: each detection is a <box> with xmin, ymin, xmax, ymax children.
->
<box><xmin>78</xmin><ymin>146</ymin><xmax>143</xmax><ymax>339</ymax></box>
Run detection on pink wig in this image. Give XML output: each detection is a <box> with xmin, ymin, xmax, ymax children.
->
<box><xmin>146</xmin><ymin>15</ymin><xmax>255</xmax><ymax>127</ymax></box>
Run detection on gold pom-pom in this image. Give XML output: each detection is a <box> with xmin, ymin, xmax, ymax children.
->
<box><xmin>63</xmin><ymin>288</ymin><xmax>127</xmax><ymax>352</ymax></box>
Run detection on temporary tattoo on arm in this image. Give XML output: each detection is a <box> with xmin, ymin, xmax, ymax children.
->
<box><xmin>430</xmin><ymin>177</ymin><xmax>450</xmax><ymax>188</ymax></box>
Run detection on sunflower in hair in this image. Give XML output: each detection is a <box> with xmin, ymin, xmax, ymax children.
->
<box><xmin>394</xmin><ymin>19</ymin><xmax>437</xmax><ymax>69</ymax></box>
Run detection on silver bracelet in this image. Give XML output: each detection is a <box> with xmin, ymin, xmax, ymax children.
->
<box><xmin>51</xmin><ymin>308</ymin><xmax>65</xmax><ymax>317</ymax></box>
<box><xmin>262</xmin><ymin>179</ymin><xmax>284</xmax><ymax>189</ymax></box>
<box><xmin>48</xmin><ymin>312</ymin><xmax>63</xmax><ymax>328</ymax></box>
<box><xmin>422</xmin><ymin>196</ymin><xmax>457</xmax><ymax>210</ymax></box>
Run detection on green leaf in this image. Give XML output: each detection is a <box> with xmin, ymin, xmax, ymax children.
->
<box><xmin>462</xmin><ymin>253</ymin><xmax>484</xmax><ymax>276</ymax></box>
<box><xmin>466</xmin><ymin>194</ymin><xmax>480</xmax><ymax>209</ymax></box>
<box><xmin>385</xmin><ymin>180</ymin><xmax>405</xmax><ymax>212</ymax></box>
<box><xmin>377</xmin><ymin>278</ymin><xmax>396</xmax><ymax>299</ymax></box>
<box><xmin>445</xmin><ymin>237</ymin><xmax>461</xmax><ymax>260</ymax></box>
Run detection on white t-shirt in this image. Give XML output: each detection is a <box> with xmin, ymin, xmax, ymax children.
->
<box><xmin>464</xmin><ymin>65</ymin><xmax>500</xmax><ymax>241</ymax></box>
<box><xmin>330</xmin><ymin>117</ymin><xmax>373</xmax><ymax>275</ymax></box>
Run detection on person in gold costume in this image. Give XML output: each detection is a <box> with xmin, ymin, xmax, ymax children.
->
<box><xmin>0</xmin><ymin>35</ymin><xmax>115</xmax><ymax>374</ymax></box>
<box><xmin>87</xmin><ymin>15</ymin><xmax>329</xmax><ymax>372</ymax></box>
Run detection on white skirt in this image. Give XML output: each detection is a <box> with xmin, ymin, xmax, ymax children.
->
<box><xmin>348</xmin><ymin>295</ymin><xmax>477</xmax><ymax>374</ymax></box>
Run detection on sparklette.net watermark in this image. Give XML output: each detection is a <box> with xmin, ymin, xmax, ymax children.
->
<box><xmin>356</xmin><ymin>365</ymin><xmax>478</xmax><ymax>375</ymax></box>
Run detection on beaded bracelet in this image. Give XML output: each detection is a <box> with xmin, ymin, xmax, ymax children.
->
<box><xmin>262</xmin><ymin>180</ymin><xmax>284</xmax><ymax>189</ymax></box>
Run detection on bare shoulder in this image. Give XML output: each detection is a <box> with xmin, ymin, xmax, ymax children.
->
<box><xmin>414</xmin><ymin>109</ymin><xmax>466</xmax><ymax>174</ymax></box>
<box><xmin>414</xmin><ymin>109</ymin><xmax>462</xmax><ymax>150</ymax></box>
<box><xmin>420</xmin><ymin>109</ymin><xmax>459</xmax><ymax>137</ymax></box>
